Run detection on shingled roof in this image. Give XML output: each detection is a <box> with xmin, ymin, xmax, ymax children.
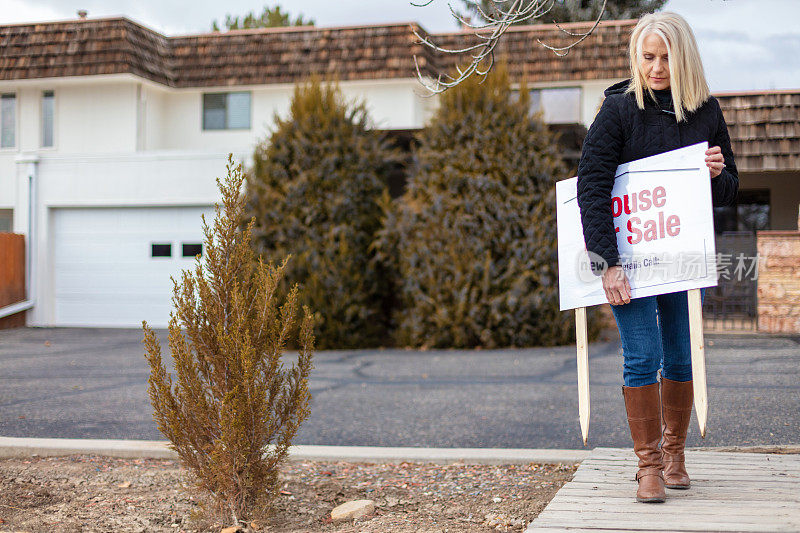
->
<box><xmin>0</xmin><ymin>18</ymin><xmax>173</xmax><ymax>85</ymax></box>
<box><xmin>717</xmin><ymin>91</ymin><xmax>800</xmax><ymax>172</ymax></box>
<box><xmin>432</xmin><ymin>20</ymin><xmax>632</xmax><ymax>83</ymax></box>
<box><xmin>0</xmin><ymin>16</ymin><xmax>633</xmax><ymax>87</ymax></box>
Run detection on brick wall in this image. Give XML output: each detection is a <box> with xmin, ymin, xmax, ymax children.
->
<box><xmin>756</xmin><ymin>210</ymin><xmax>800</xmax><ymax>334</ymax></box>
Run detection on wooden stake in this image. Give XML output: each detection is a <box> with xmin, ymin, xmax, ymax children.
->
<box><xmin>575</xmin><ymin>306</ymin><xmax>590</xmax><ymax>446</ymax></box>
<box><xmin>687</xmin><ymin>288</ymin><xmax>708</xmax><ymax>438</ymax></box>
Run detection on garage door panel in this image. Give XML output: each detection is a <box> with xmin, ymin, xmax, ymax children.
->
<box><xmin>55</xmin><ymin>297</ymin><xmax>177</xmax><ymax>327</ymax></box>
<box><xmin>55</xmin><ymin>263</ymin><xmax>192</xmax><ymax>286</ymax></box>
<box><xmin>55</xmin><ymin>277</ymin><xmax>178</xmax><ymax>296</ymax></box>
<box><xmin>52</xmin><ymin>207</ymin><xmax>213</xmax><ymax>327</ymax></box>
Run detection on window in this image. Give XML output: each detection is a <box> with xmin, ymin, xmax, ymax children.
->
<box><xmin>512</xmin><ymin>87</ymin><xmax>582</xmax><ymax>124</ymax></box>
<box><xmin>1</xmin><ymin>93</ymin><xmax>15</xmax><ymax>148</ymax></box>
<box><xmin>0</xmin><ymin>209</ymin><xmax>12</xmax><ymax>232</ymax></box>
<box><xmin>713</xmin><ymin>189</ymin><xmax>770</xmax><ymax>234</ymax></box>
<box><xmin>151</xmin><ymin>243</ymin><xmax>172</xmax><ymax>257</ymax></box>
<box><xmin>202</xmin><ymin>92</ymin><xmax>251</xmax><ymax>130</ymax></box>
<box><xmin>41</xmin><ymin>90</ymin><xmax>54</xmax><ymax>148</ymax></box>
<box><xmin>182</xmin><ymin>243</ymin><xmax>202</xmax><ymax>257</ymax></box>
<box><xmin>736</xmin><ymin>190</ymin><xmax>771</xmax><ymax>232</ymax></box>
<box><xmin>538</xmin><ymin>87</ymin><xmax>581</xmax><ymax>124</ymax></box>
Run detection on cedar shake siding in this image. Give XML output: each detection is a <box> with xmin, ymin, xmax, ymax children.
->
<box><xmin>717</xmin><ymin>91</ymin><xmax>800</xmax><ymax>172</ymax></box>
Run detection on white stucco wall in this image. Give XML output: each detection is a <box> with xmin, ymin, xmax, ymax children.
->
<box><xmin>157</xmin><ymin>87</ymin><xmax>269</xmax><ymax>154</ymax></box>
<box><xmin>155</xmin><ymin>78</ymin><xmax>429</xmax><ymax>154</ymax></box>
<box><xmin>141</xmin><ymin>84</ymin><xmax>168</xmax><ymax>150</ymax></box>
<box><xmin>0</xmin><ymin>74</ymin><xmax>621</xmax><ymax>160</ymax></box>
<box><xmin>18</xmin><ymin>151</ymin><xmax>246</xmax><ymax>326</ymax></box>
<box><xmin>0</xmin><ymin>77</ymin><xmax>139</xmax><ymax>156</ymax></box>
<box><xmin>0</xmin><ymin>156</ymin><xmax>15</xmax><ymax>209</ymax></box>
<box><xmin>55</xmin><ymin>82</ymin><xmax>138</xmax><ymax>153</ymax></box>
<box><xmin>17</xmin><ymin>87</ymin><xmax>39</xmax><ymax>152</ymax></box>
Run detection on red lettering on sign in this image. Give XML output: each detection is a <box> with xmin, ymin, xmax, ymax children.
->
<box><xmin>643</xmin><ymin>219</ymin><xmax>658</xmax><ymax>241</ymax></box>
<box><xmin>627</xmin><ymin>211</ymin><xmax>681</xmax><ymax>242</ymax></box>
<box><xmin>612</xmin><ymin>186</ymin><xmax>667</xmax><ymax>218</ymax></box>
<box><xmin>666</xmin><ymin>215</ymin><xmax>681</xmax><ymax>236</ymax></box>
<box><xmin>639</xmin><ymin>189</ymin><xmax>652</xmax><ymax>210</ymax></box>
<box><xmin>611</xmin><ymin>197</ymin><xmax>622</xmax><ymax>217</ymax></box>
<box><xmin>627</xmin><ymin>217</ymin><xmax>642</xmax><ymax>244</ymax></box>
<box><xmin>652</xmin><ymin>186</ymin><xmax>666</xmax><ymax>207</ymax></box>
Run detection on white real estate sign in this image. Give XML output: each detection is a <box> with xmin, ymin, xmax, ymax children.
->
<box><xmin>556</xmin><ymin>142</ymin><xmax>718</xmax><ymax>311</ymax></box>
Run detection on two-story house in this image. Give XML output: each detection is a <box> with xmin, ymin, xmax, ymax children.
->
<box><xmin>0</xmin><ymin>16</ymin><xmax>634</xmax><ymax>328</ymax></box>
<box><xmin>1</xmin><ymin>15</ymin><xmax>797</xmax><ymax>329</ymax></box>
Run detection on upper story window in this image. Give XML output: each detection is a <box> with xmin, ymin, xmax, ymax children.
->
<box><xmin>41</xmin><ymin>90</ymin><xmax>55</xmax><ymax>148</ymax></box>
<box><xmin>512</xmin><ymin>87</ymin><xmax>582</xmax><ymax>124</ymax></box>
<box><xmin>202</xmin><ymin>92</ymin><xmax>251</xmax><ymax>130</ymax></box>
<box><xmin>1</xmin><ymin>93</ymin><xmax>16</xmax><ymax>149</ymax></box>
<box><xmin>535</xmin><ymin>87</ymin><xmax>582</xmax><ymax>124</ymax></box>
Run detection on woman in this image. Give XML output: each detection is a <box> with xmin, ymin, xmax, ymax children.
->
<box><xmin>576</xmin><ymin>12</ymin><xmax>738</xmax><ymax>503</ymax></box>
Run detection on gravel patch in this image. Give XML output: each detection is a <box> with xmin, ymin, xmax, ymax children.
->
<box><xmin>0</xmin><ymin>455</ymin><xmax>576</xmax><ymax>532</ymax></box>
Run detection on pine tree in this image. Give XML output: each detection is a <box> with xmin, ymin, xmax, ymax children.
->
<box><xmin>142</xmin><ymin>155</ymin><xmax>314</xmax><ymax>525</ymax></box>
<box><xmin>212</xmin><ymin>4</ymin><xmax>314</xmax><ymax>31</ymax></box>
<box><xmin>379</xmin><ymin>60</ymin><xmax>581</xmax><ymax>348</ymax></box>
<box><xmin>246</xmin><ymin>76</ymin><xmax>401</xmax><ymax>349</ymax></box>
<box><xmin>460</xmin><ymin>0</ymin><xmax>666</xmax><ymax>25</ymax></box>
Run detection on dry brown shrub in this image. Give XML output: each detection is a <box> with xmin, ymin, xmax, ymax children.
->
<box><xmin>143</xmin><ymin>155</ymin><xmax>315</xmax><ymax>526</ymax></box>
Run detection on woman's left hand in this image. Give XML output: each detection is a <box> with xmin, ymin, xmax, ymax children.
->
<box><xmin>705</xmin><ymin>146</ymin><xmax>725</xmax><ymax>179</ymax></box>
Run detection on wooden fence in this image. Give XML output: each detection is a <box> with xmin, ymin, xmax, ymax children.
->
<box><xmin>0</xmin><ymin>233</ymin><xmax>26</xmax><ymax>329</ymax></box>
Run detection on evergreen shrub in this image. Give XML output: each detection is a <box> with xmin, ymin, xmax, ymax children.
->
<box><xmin>143</xmin><ymin>156</ymin><xmax>314</xmax><ymax>525</ymax></box>
<box><xmin>246</xmin><ymin>76</ymin><xmax>401</xmax><ymax>349</ymax></box>
<box><xmin>379</xmin><ymin>60</ymin><xmax>598</xmax><ymax>348</ymax></box>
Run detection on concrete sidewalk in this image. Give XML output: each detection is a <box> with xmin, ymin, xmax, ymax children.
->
<box><xmin>0</xmin><ymin>435</ymin><xmax>589</xmax><ymax>464</ymax></box>
<box><xmin>3</xmin><ymin>435</ymin><xmax>795</xmax><ymax>464</ymax></box>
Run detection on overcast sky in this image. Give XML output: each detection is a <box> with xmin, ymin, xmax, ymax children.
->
<box><xmin>2</xmin><ymin>0</ymin><xmax>799</xmax><ymax>92</ymax></box>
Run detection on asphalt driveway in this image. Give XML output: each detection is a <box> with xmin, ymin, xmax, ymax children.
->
<box><xmin>0</xmin><ymin>327</ymin><xmax>798</xmax><ymax>449</ymax></box>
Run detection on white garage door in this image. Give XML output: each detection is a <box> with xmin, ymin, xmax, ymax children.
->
<box><xmin>53</xmin><ymin>206</ymin><xmax>214</xmax><ymax>327</ymax></box>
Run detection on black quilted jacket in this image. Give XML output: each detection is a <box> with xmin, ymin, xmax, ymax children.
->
<box><xmin>576</xmin><ymin>79</ymin><xmax>739</xmax><ymax>271</ymax></box>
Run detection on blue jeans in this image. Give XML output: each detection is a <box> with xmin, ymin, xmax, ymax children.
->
<box><xmin>610</xmin><ymin>288</ymin><xmax>706</xmax><ymax>387</ymax></box>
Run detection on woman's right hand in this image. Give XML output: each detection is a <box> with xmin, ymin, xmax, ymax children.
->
<box><xmin>603</xmin><ymin>265</ymin><xmax>631</xmax><ymax>305</ymax></box>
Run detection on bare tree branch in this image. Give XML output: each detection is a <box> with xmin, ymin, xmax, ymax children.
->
<box><xmin>539</xmin><ymin>0</ymin><xmax>608</xmax><ymax>56</ymax></box>
<box><xmin>411</xmin><ymin>0</ymin><xmax>608</xmax><ymax>95</ymax></box>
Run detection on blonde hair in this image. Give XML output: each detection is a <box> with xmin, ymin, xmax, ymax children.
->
<box><xmin>626</xmin><ymin>12</ymin><xmax>709</xmax><ymax>122</ymax></box>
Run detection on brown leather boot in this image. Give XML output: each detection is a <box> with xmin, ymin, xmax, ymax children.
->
<box><xmin>622</xmin><ymin>383</ymin><xmax>666</xmax><ymax>503</ymax></box>
<box><xmin>661</xmin><ymin>377</ymin><xmax>693</xmax><ymax>489</ymax></box>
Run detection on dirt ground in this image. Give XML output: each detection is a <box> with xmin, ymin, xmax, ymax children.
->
<box><xmin>0</xmin><ymin>455</ymin><xmax>576</xmax><ymax>532</ymax></box>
